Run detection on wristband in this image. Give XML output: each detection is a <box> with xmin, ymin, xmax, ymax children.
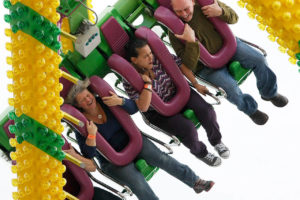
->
<box><xmin>144</xmin><ymin>81</ymin><xmax>152</xmax><ymax>84</ymax></box>
<box><xmin>144</xmin><ymin>83</ymin><xmax>152</xmax><ymax>90</ymax></box>
<box><xmin>143</xmin><ymin>88</ymin><xmax>152</xmax><ymax>92</ymax></box>
<box><xmin>87</xmin><ymin>134</ymin><xmax>96</xmax><ymax>139</ymax></box>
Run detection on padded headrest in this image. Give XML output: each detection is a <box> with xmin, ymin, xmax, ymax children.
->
<box><xmin>154</xmin><ymin>0</ymin><xmax>237</xmax><ymax>69</ymax></box>
<box><xmin>100</xmin><ymin>17</ymin><xmax>130</xmax><ymax>58</ymax></box>
<box><xmin>3</xmin><ymin>119</ymin><xmax>15</xmax><ymax>139</ymax></box>
<box><xmin>61</xmin><ymin>134</ymin><xmax>71</xmax><ymax>151</ymax></box>
<box><xmin>157</xmin><ymin>0</ymin><xmax>214</xmax><ymax>10</ymax></box>
<box><xmin>108</xmin><ymin>27</ymin><xmax>190</xmax><ymax>116</ymax></box>
<box><xmin>61</xmin><ymin>76</ymin><xmax>143</xmax><ymax>166</ymax></box>
<box><xmin>157</xmin><ymin>0</ymin><xmax>172</xmax><ymax>9</ymax></box>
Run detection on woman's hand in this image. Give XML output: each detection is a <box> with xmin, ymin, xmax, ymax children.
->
<box><xmin>63</xmin><ymin>145</ymin><xmax>77</xmax><ymax>157</ymax></box>
<box><xmin>102</xmin><ymin>91</ymin><xmax>123</xmax><ymax>106</ymax></box>
<box><xmin>194</xmin><ymin>83</ymin><xmax>209</xmax><ymax>96</ymax></box>
<box><xmin>141</xmin><ymin>74</ymin><xmax>152</xmax><ymax>83</ymax></box>
<box><xmin>86</xmin><ymin>120</ymin><xmax>97</xmax><ymax>135</ymax></box>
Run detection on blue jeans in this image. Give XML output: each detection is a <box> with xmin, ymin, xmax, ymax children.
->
<box><xmin>101</xmin><ymin>136</ymin><xmax>199</xmax><ymax>200</ymax></box>
<box><xmin>197</xmin><ymin>38</ymin><xmax>277</xmax><ymax>115</ymax></box>
<box><xmin>93</xmin><ymin>187</ymin><xmax>121</xmax><ymax>200</ymax></box>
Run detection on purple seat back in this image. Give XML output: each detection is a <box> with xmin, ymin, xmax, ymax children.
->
<box><xmin>3</xmin><ymin>119</ymin><xmax>16</xmax><ymax>165</ymax></box>
<box><xmin>102</xmin><ymin>17</ymin><xmax>190</xmax><ymax>116</ymax></box>
<box><xmin>60</xmin><ymin>75</ymin><xmax>143</xmax><ymax>166</ymax></box>
<box><xmin>154</xmin><ymin>0</ymin><xmax>237</xmax><ymax>69</ymax></box>
<box><xmin>100</xmin><ymin>17</ymin><xmax>129</xmax><ymax>58</ymax></box>
<box><xmin>3</xmin><ymin>119</ymin><xmax>15</xmax><ymax>139</ymax></box>
<box><xmin>62</xmin><ymin>136</ymin><xmax>94</xmax><ymax>200</ymax></box>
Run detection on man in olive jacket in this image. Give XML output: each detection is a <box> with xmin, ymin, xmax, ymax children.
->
<box><xmin>169</xmin><ymin>0</ymin><xmax>288</xmax><ymax>125</ymax></box>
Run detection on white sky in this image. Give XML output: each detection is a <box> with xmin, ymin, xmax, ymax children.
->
<box><xmin>1</xmin><ymin>1</ymin><xmax>300</xmax><ymax>200</ymax></box>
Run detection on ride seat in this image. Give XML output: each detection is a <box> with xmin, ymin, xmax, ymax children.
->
<box><xmin>153</xmin><ymin>0</ymin><xmax>258</xmax><ymax>85</ymax></box>
<box><xmin>0</xmin><ymin>109</ymin><xmax>15</xmax><ymax>161</ymax></box>
<box><xmin>62</xmin><ymin>136</ymin><xmax>94</xmax><ymax>200</ymax></box>
<box><xmin>60</xmin><ymin>69</ymin><xmax>143</xmax><ymax>166</ymax></box>
<box><xmin>101</xmin><ymin>16</ymin><xmax>190</xmax><ymax>117</ymax></box>
<box><xmin>60</xmin><ymin>69</ymin><xmax>159</xmax><ymax>180</ymax></box>
<box><xmin>101</xmin><ymin>17</ymin><xmax>205</xmax><ymax>140</ymax></box>
<box><xmin>154</xmin><ymin>0</ymin><xmax>237</xmax><ymax>69</ymax></box>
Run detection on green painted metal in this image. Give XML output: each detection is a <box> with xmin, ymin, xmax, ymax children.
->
<box><xmin>229</xmin><ymin>61</ymin><xmax>252</xmax><ymax>85</ymax></box>
<box><xmin>4</xmin><ymin>2</ymin><xmax>61</xmax><ymax>51</ymax></box>
<box><xmin>142</xmin><ymin>0</ymin><xmax>159</xmax><ymax>9</ymax></box>
<box><xmin>8</xmin><ymin>111</ymin><xmax>66</xmax><ymax>161</ymax></box>
<box><xmin>183</xmin><ymin>109</ymin><xmax>201</xmax><ymax>129</ymax></box>
<box><xmin>76</xmin><ymin>49</ymin><xmax>111</xmax><ymax>78</ymax></box>
<box><xmin>0</xmin><ymin>107</ymin><xmax>14</xmax><ymax>152</ymax></box>
<box><xmin>135</xmin><ymin>159</ymin><xmax>159</xmax><ymax>181</ymax></box>
<box><xmin>114</xmin><ymin>0</ymin><xmax>142</xmax><ymax>20</ymax></box>
<box><xmin>60</xmin><ymin>57</ymin><xmax>83</xmax><ymax>79</ymax></box>
<box><xmin>68</xmin><ymin>1</ymin><xmax>89</xmax><ymax>34</ymax></box>
<box><xmin>57</xmin><ymin>0</ymin><xmax>81</xmax><ymax>16</ymax></box>
<box><xmin>126</xmin><ymin>3</ymin><xmax>146</xmax><ymax>23</ymax></box>
<box><xmin>114</xmin><ymin>0</ymin><xmax>159</xmax><ymax>29</ymax></box>
<box><xmin>66</xmin><ymin>50</ymin><xmax>85</xmax><ymax>67</ymax></box>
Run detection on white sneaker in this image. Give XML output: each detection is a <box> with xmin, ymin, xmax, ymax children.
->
<box><xmin>199</xmin><ymin>152</ymin><xmax>222</xmax><ymax>167</ymax></box>
<box><xmin>214</xmin><ymin>142</ymin><xmax>230</xmax><ymax>159</ymax></box>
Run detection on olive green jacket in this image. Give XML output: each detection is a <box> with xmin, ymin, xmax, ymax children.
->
<box><xmin>169</xmin><ymin>1</ymin><xmax>238</xmax><ymax>72</ymax></box>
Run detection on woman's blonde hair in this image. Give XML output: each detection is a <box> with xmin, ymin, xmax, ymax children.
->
<box><xmin>65</xmin><ymin>79</ymin><xmax>90</xmax><ymax>105</ymax></box>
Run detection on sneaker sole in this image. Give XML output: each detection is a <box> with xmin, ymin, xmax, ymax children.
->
<box><xmin>220</xmin><ymin>152</ymin><xmax>230</xmax><ymax>159</ymax></box>
<box><xmin>205</xmin><ymin>181</ymin><xmax>215</xmax><ymax>192</ymax></box>
<box><xmin>212</xmin><ymin>160</ymin><xmax>222</xmax><ymax>167</ymax></box>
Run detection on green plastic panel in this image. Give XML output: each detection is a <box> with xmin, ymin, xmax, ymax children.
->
<box><xmin>135</xmin><ymin>159</ymin><xmax>159</xmax><ymax>181</ymax></box>
<box><xmin>60</xmin><ymin>57</ymin><xmax>83</xmax><ymax>80</ymax></box>
<box><xmin>66</xmin><ymin>50</ymin><xmax>85</xmax><ymax>68</ymax></box>
<box><xmin>183</xmin><ymin>109</ymin><xmax>201</xmax><ymax>129</ymax></box>
<box><xmin>3</xmin><ymin>1</ymin><xmax>61</xmax><ymax>51</ymax></box>
<box><xmin>229</xmin><ymin>61</ymin><xmax>252</xmax><ymax>85</ymax></box>
<box><xmin>77</xmin><ymin>49</ymin><xmax>111</xmax><ymax>78</ymax></box>
<box><xmin>8</xmin><ymin>111</ymin><xmax>66</xmax><ymax>161</ymax></box>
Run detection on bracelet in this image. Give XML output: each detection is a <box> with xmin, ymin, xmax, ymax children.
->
<box><xmin>121</xmin><ymin>98</ymin><xmax>125</xmax><ymax>106</ymax></box>
<box><xmin>144</xmin><ymin>83</ymin><xmax>152</xmax><ymax>90</ymax></box>
<box><xmin>87</xmin><ymin>134</ymin><xmax>96</xmax><ymax>139</ymax></box>
<box><xmin>143</xmin><ymin>88</ymin><xmax>152</xmax><ymax>92</ymax></box>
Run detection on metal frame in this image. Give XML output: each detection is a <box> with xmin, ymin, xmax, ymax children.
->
<box><xmin>140</xmin><ymin>131</ymin><xmax>173</xmax><ymax>154</ymax></box>
<box><xmin>87</xmin><ymin>172</ymin><xmax>128</xmax><ymax>200</ymax></box>
<box><xmin>139</xmin><ymin>113</ymin><xmax>181</xmax><ymax>146</ymax></box>
<box><xmin>92</xmin><ymin>158</ymin><xmax>134</xmax><ymax>198</ymax></box>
